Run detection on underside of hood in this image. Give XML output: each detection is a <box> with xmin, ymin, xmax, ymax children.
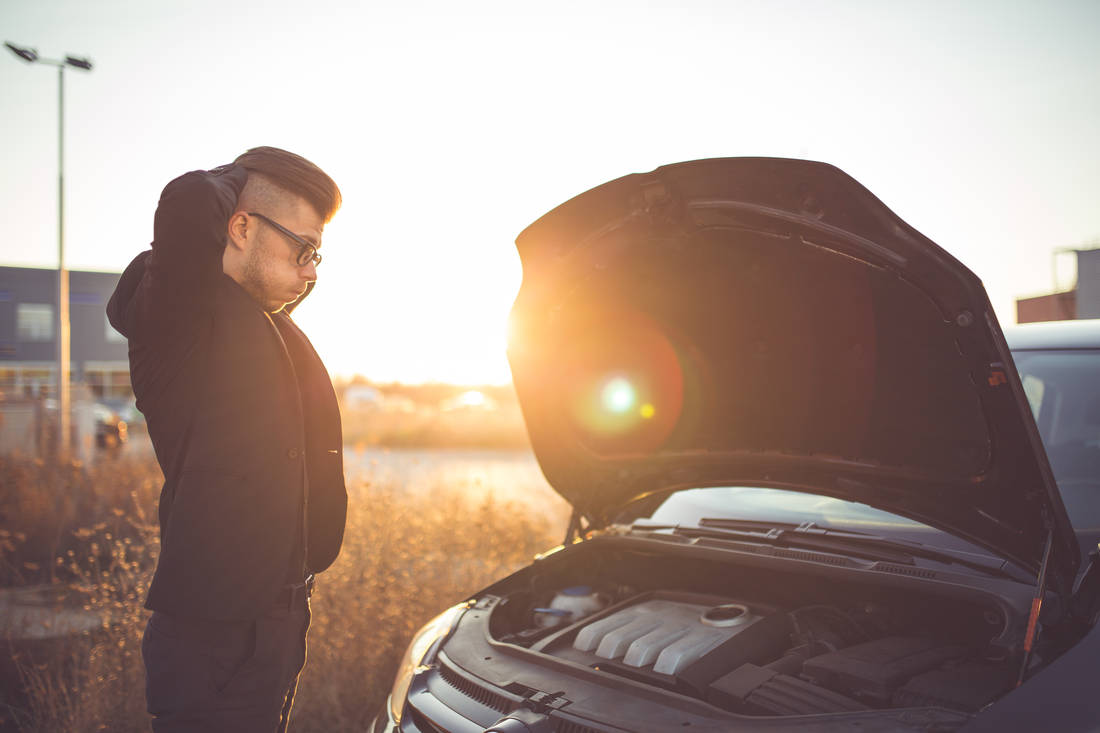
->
<box><xmin>507</xmin><ymin>157</ymin><xmax>1078</xmax><ymax>589</ymax></box>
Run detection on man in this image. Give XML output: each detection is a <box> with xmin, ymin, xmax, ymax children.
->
<box><xmin>107</xmin><ymin>147</ymin><xmax>348</xmax><ymax>732</ymax></box>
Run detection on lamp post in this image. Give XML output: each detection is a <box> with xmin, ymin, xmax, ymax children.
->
<box><xmin>5</xmin><ymin>42</ymin><xmax>93</xmax><ymax>455</ymax></box>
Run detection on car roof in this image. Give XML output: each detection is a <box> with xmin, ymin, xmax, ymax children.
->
<box><xmin>1005</xmin><ymin>319</ymin><xmax>1100</xmax><ymax>350</ymax></box>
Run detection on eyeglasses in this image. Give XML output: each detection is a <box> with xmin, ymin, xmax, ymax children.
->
<box><xmin>247</xmin><ymin>212</ymin><xmax>322</xmax><ymax>267</ymax></box>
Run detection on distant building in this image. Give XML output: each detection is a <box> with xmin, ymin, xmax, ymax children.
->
<box><xmin>0</xmin><ymin>265</ymin><xmax>130</xmax><ymax>400</ymax></box>
<box><xmin>1017</xmin><ymin>291</ymin><xmax>1077</xmax><ymax>324</ymax></box>
<box><xmin>1017</xmin><ymin>249</ymin><xmax>1100</xmax><ymax>324</ymax></box>
<box><xmin>1078</xmin><ymin>249</ymin><xmax>1100</xmax><ymax>319</ymax></box>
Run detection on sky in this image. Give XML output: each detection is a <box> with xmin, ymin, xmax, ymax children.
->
<box><xmin>2</xmin><ymin>0</ymin><xmax>1098</xmax><ymax>384</ymax></box>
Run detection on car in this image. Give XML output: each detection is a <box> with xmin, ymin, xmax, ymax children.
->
<box><xmin>93</xmin><ymin>400</ymin><xmax>133</xmax><ymax>449</ymax></box>
<box><xmin>344</xmin><ymin>385</ymin><xmax>386</xmax><ymax>410</ymax></box>
<box><xmin>372</xmin><ymin>158</ymin><xmax>1100</xmax><ymax>732</ymax></box>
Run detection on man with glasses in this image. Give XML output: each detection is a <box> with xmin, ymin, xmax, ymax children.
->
<box><xmin>107</xmin><ymin>147</ymin><xmax>348</xmax><ymax>732</ymax></box>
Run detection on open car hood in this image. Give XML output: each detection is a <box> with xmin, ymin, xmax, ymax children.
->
<box><xmin>508</xmin><ymin>157</ymin><xmax>1078</xmax><ymax>590</ymax></box>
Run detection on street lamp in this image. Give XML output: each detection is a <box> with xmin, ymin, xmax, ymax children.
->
<box><xmin>5</xmin><ymin>41</ymin><xmax>94</xmax><ymax>455</ymax></box>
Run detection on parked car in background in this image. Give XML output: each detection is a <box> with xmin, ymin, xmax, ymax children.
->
<box><xmin>1005</xmin><ymin>319</ymin><xmax>1100</xmax><ymax>561</ymax></box>
<box><xmin>344</xmin><ymin>384</ymin><xmax>385</xmax><ymax>411</ymax></box>
<box><xmin>92</xmin><ymin>401</ymin><xmax>130</xmax><ymax>449</ymax></box>
<box><xmin>374</xmin><ymin>159</ymin><xmax>1100</xmax><ymax>732</ymax></box>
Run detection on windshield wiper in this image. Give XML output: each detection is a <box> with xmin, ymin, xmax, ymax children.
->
<box><xmin>631</xmin><ymin>518</ymin><xmax>1022</xmax><ymax>580</ymax></box>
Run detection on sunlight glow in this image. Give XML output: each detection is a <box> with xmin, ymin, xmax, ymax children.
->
<box><xmin>4</xmin><ymin>1</ymin><xmax>1096</xmax><ymax>386</ymax></box>
<box><xmin>293</xmin><ymin>238</ymin><xmax>521</xmax><ymax>384</ymax></box>
<box><xmin>601</xmin><ymin>378</ymin><xmax>635</xmax><ymax>413</ymax></box>
<box><xmin>455</xmin><ymin>390</ymin><xmax>487</xmax><ymax>408</ymax></box>
<box><xmin>439</xmin><ymin>390</ymin><xmax>499</xmax><ymax>411</ymax></box>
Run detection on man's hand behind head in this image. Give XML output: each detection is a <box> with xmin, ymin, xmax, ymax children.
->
<box><xmin>206</xmin><ymin>163</ymin><xmax>249</xmax><ymax>206</ymax></box>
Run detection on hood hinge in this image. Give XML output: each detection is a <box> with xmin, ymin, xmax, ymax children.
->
<box><xmin>564</xmin><ymin>509</ymin><xmax>592</xmax><ymax>545</ymax></box>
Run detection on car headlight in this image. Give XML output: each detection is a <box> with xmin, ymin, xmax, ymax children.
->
<box><xmin>389</xmin><ymin>602</ymin><xmax>469</xmax><ymax>724</ymax></box>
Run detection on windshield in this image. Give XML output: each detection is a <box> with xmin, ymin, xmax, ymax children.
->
<box><xmin>624</xmin><ymin>486</ymin><xmax>989</xmax><ymax>556</ymax></box>
<box><xmin>1011</xmin><ymin>348</ymin><xmax>1100</xmax><ymax>532</ymax></box>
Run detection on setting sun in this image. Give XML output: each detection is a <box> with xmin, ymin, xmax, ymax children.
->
<box><xmin>286</xmin><ymin>211</ymin><xmax>525</xmax><ymax>384</ymax></box>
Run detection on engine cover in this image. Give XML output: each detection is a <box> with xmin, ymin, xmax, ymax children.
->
<box><xmin>569</xmin><ymin>597</ymin><xmax>763</xmax><ymax>675</ymax></box>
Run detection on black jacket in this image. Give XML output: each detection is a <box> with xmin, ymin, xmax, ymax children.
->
<box><xmin>107</xmin><ymin>167</ymin><xmax>347</xmax><ymax>621</ymax></box>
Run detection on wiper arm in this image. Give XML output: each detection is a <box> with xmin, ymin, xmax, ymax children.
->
<box><xmin>632</xmin><ymin>520</ymin><xmax>916</xmax><ymax>564</ymax></box>
<box><xmin>633</xmin><ymin>518</ymin><xmax>1019</xmax><ymax>580</ymax></box>
<box><xmin>680</xmin><ymin>524</ymin><xmax>916</xmax><ymax>564</ymax></box>
<box><xmin>781</xmin><ymin>530</ymin><xmax>1019</xmax><ymax>580</ymax></box>
<box><xmin>698</xmin><ymin>517</ymin><xmax>823</xmax><ymax>534</ymax></box>
<box><xmin>700</xmin><ymin>518</ymin><xmax>1020</xmax><ymax>579</ymax></box>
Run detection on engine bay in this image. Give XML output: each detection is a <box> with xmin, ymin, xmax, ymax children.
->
<box><xmin>469</xmin><ymin>537</ymin><xmax>1040</xmax><ymax>719</ymax></box>
<box><xmin>526</xmin><ymin>591</ymin><xmax>1015</xmax><ymax>714</ymax></box>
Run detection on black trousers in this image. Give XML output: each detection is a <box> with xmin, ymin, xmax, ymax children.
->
<box><xmin>141</xmin><ymin>595</ymin><xmax>310</xmax><ymax>733</ymax></box>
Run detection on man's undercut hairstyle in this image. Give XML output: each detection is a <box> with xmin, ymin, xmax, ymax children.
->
<box><xmin>233</xmin><ymin>146</ymin><xmax>342</xmax><ymax>223</ymax></box>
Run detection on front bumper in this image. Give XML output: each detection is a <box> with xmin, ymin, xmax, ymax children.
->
<box><xmin>370</xmin><ymin>658</ymin><xmax>612</xmax><ymax>733</ymax></box>
<box><xmin>370</xmin><ymin>703</ymin><xmax>396</xmax><ymax>733</ymax></box>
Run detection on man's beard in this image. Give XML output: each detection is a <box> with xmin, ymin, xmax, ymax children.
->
<box><xmin>240</xmin><ymin>248</ymin><xmax>282</xmax><ymax>312</ymax></box>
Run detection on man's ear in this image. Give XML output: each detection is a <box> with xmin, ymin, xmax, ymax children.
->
<box><xmin>226</xmin><ymin>211</ymin><xmax>251</xmax><ymax>251</ymax></box>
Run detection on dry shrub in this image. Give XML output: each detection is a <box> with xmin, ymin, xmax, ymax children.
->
<box><xmin>293</xmin><ymin>480</ymin><xmax>558</xmax><ymax>730</ymax></box>
<box><xmin>5</xmin><ymin>462</ymin><xmax>159</xmax><ymax>730</ymax></box>
<box><xmin>4</xmin><ymin>457</ymin><xmax>561</xmax><ymax>732</ymax></box>
<box><xmin>12</xmin><ymin>498</ymin><xmax>157</xmax><ymax>733</ymax></box>
<box><xmin>0</xmin><ymin>455</ymin><xmax>162</xmax><ymax>586</ymax></box>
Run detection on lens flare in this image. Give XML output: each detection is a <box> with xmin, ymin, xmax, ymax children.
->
<box><xmin>557</xmin><ymin>308</ymin><xmax>687</xmax><ymax>454</ymax></box>
<box><xmin>602</xmin><ymin>378</ymin><xmax>635</xmax><ymax>413</ymax></box>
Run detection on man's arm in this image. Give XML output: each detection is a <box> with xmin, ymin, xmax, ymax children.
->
<box><xmin>127</xmin><ymin>164</ymin><xmax>248</xmax><ymax>342</ymax></box>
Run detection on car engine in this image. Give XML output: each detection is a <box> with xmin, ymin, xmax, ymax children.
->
<box><xmin>474</xmin><ymin>537</ymin><xmax>1030</xmax><ymax>719</ymax></box>
<box><xmin>526</xmin><ymin>592</ymin><xmax>1016</xmax><ymax>714</ymax></box>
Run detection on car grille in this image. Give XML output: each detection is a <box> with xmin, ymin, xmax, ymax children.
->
<box><xmin>873</xmin><ymin>563</ymin><xmax>938</xmax><ymax>579</ymax></box>
<box><xmin>438</xmin><ymin>661</ymin><xmax>513</xmax><ymax>713</ymax></box>
<box><xmin>433</xmin><ymin>661</ymin><xmax>607</xmax><ymax>733</ymax></box>
<box><xmin>409</xmin><ymin>707</ymin><xmax>447</xmax><ymax>733</ymax></box>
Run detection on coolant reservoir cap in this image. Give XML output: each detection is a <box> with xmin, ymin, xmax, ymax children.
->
<box><xmin>701</xmin><ymin>603</ymin><xmax>751</xmax><ymax>627</ymax></box>
<box><xmin>561</xmin><ymin>586</ymin><xmax>593</xmax><ymax>596</ymax></box>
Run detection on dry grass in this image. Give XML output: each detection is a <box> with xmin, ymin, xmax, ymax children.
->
<box><xmin>341</xmin><ymin>405</ymin><xmax>531</xmax><ymax>451</ymax></box>
<box><xmin>1</xmin><ymin>453</ymin><xmax>561</xmax><ymax>732</ymax></box>
<box><xmin>291</xmin><ymin>482</ymin><xmax>557</xmax><ymax>730</ymax></box>
<box><xmin>8</xmin><ymin>502</ymin><xmax>157</xmax><ymax>732</ymax></box>
<box><xmin>0</xmin><ymin>455</ymin><xmax>162</xmax><ymax>587</ymax></box>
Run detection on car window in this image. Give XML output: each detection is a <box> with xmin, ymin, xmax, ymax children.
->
<box><xmin>648</xmin><ymin>486</ymin><xmax>922</xmax><ymax>529</ymax></box>
<box><xmin>1022</xmin><ymin>374</ymin><xmax>1045</xmax><ymax>422</ymax></box>
<box><xmin>1011</xmin><ymin>349</ymin><xmax>1100</xmax><ymax>531</ymax></box>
